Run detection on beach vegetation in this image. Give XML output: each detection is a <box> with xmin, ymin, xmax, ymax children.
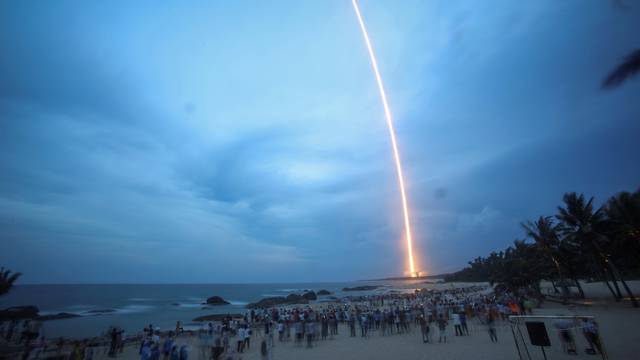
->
<box><xmin>445</xmin><ymin>187</ymin><xmax>640</xmax><ymax>307</ymax></box>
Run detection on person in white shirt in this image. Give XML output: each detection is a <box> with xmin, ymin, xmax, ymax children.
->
<box><xmin>452</xmin><ymin>312</ymin><xmax>462</xmax><ymax>336</ymax></box>
<box><xmin>236</xmin><ymin>326</ymin><xmax>245</xmax><ymax>353</ymax></box>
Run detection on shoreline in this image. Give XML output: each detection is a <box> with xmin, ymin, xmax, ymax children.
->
<box><xmin>2</xmin><ymin>281</ymin><xmax>640</xmax><ymax>360</ymax></box>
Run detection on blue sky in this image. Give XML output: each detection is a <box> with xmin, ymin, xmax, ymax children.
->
<box><xmin>1</xmin><ymin>0</ymin><xmax>639</xmax><ymax>283</ymax></box>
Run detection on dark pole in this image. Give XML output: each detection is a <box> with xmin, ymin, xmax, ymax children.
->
<box><xmin>516</xmin><ymin>324</ymin><xmax>532</xmax><ymax>360</ymax></box>
<box><xmin>510</xmin><ymin>323</ymin><xmax>523</xmax><ymax>360</ymax></box>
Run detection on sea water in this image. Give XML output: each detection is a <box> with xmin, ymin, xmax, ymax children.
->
<box><xmin>0</xmin><ymin>281</ymin><xmax>428</xmax><ymax>338</ymax></box>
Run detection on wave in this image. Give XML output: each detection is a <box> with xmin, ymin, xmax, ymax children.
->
<box><xmin>117</xmin><ymin>304</ymin><xmax>155</xmax><ymax>314</ymax></box>
<box><xmin>184</xmin><ymin>297</ymin><xmax>203</xmax><ymax>301</ymax></box>
<box><xmin>277</xmin><ymin>288</ymin><xmax>309</xmax><ymax>293</ymax></box>
<box><xmin>228</xmin><ymin>300</ymin><xmax>248</xmax><ymax>306</ymax></box>
<box><xmin>174</xmin><ymin>303</ymin><xmax>203</xmax><ymax>309</ymax></box>
<box><xmin>79</xmin><ymin>304</ymin><xmax>156</xmax><ymax>316</ymax></box>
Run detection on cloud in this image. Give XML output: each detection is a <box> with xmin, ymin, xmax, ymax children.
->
<box><xmin>1</xmin><ymin>0</ymin><xmax>639</xmax><ymax>282</ymax></box>
<box><xmin>456</xmin><ymin>206</ymin><xmax>502</xmax><ymax>233</ymax></box>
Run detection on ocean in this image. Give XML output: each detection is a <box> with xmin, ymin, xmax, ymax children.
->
<box><xmin>0</xmin><ymin>280</ymin><xmax>427</xmax><ymax>338</ymax></box>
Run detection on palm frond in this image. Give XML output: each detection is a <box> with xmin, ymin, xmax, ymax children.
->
<box><xmin>602</xmin><ymin>49</ymin><xmax>640</xmax><ymax>89</ymax></box>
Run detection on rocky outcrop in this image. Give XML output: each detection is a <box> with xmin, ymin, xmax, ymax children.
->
<box><xmin>246</xmin><ymin>294</ymin><xmax>309</xmax><ymax>309</ymax></box>
<box><xmin>302</xmin><ymin>291</ymin><xmax>317</xmax><ymax>301</ymax></box>
<box><xmin>247</xmin><ymin>297</ymin><xmax>286</xmax><ymax>309</ymax></box>
<box><xmin>206</xmin><ymin>296</ymin><xmax>230</xmax><ymax>305</ymax></box>
<box><xmin>317</xmin><ymin>289</ymin><xmax>332</xmax><ymax>295</ymax></box>
<box><xmin>87</xmin><ymin>309</ymin><xmax>116</xmax><ymax>314</ymax></box>
<box><xmin>0</xmin><ymin>306</ymin><xmax>39</xmax><ymax>321</ymax></box>
<box><xmin>193</xmin><ymin>313</ymin><xmax>243</xmax><ymax>322</ymax></box>
<box><xmin>285</xmin><ymin>294</ymin><xmax>307</xmax><ymax>303</ymax></box>
<box><xmin>341</xmin><ymin>285</ymin><xmax>379</xmax><ymax>292</ymax></box>
<box><xmin>36</xmin><ymin>312</ymin><xmax>81</xmax><ymax>321</ymax></box>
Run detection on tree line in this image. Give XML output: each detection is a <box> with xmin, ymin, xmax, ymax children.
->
<box><xmin>444</xmin><ymin>188</ymin><xmax>640</xmax><ymax>307</ymax></box>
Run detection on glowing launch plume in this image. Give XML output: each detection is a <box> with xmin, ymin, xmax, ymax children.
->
<box><xmin>352</xmin><ymin>0</ymin><xmax>417</xmax><ymax>276</ymax></box>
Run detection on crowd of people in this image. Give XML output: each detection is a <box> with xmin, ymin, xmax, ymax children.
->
<box><xmin>1</xmin><ymin>285</ymin><xmax>606</xmax><ymax>359</ymax></box>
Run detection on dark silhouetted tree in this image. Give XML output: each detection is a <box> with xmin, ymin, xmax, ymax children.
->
<box><xmin>0</xmin><ymin>267</ymin><xmax>22</xmax><ymax>296</ymax></box>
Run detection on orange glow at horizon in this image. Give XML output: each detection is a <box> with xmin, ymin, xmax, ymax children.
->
<box><xmin>352</xmin><ymin>0</ymin><xmax>418</xmax><ymax>277</ymax></box>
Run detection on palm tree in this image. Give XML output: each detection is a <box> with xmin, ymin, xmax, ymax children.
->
<box><xmin>556</xmin><ymin>192</ymin><xmax>638</xmax><ymax>307</ymax></box>
<box><xmin>0</xmin><ymin>267</ymin><xmax>22</xmax><ymax>296</ymax></box>
<box><xmin>522</xmin><ymin>216</ymin><xmax>577</xmax><ymax>299</ymax></box>
<box><xmin>602</xmin><ymin>49</ymin><xmax>640</xmax><ymax>89</ymax></box>
<box><xmin>605</xmin><ymin>190</ymin><xmax>640</xmax><ymax>250</ymax></box>
<box><xmin>603</xmin><ymin>189</ymin><xmax>640</xmax><ymax>280</ymax></box>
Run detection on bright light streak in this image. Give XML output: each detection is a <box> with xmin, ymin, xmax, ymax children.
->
<box><xmin>352</xmin><ymin>0</ymin><xmax>417</xmax><ymax>276</ymax></box>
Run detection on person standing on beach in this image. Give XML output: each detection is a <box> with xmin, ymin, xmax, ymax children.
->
<box><xmin>198</xmin><ymin>330</ymin><xmax>209</xmax><ymax>359</ymax></box>
<box><xmin>266</xmin><ymin>319</ymin><xmax>275</xmax><ymax>348</ymax></box>
<box><xmin>179</xmin><ymin>345</ymin><xmax>189</xmax><ymax>360</ymax></box>
<box><xmin>150</xmin><ymin>344</ymin><xmax>160</xmax><ymax>360</ymax></box>
<box><xmin>140</xmin><ymin>341</ymin><xmax>151</xmax><ymax>360</ymax></box>
<box><xmin>437</xmin><ymin>314</ymin><xmax>448</xmax><ymax>343</ymax></box>
<box><xmin>349</xmin><ymin>314</ymin><xmax>356</xmax><ymax>337</ymax></box>
<box><xmin>360</xmin><ymin>313</ymin><xmax>368</xmax><ymax>338</ymax></box>
<box><xmin>321</xmin><ymin>316</ymin><xmax>328</xmax><ymax>340</ymax></box>
<box><xmin>380</xmin><ymin>312</ymin><xmax>388</xmax><ymax>336</ymax></box>
<box><xmin>108</xmin><ymin>327</ymin><xmax>118</xmax><ymax>357</ymax></box>
<box><xmin>419</xmin><ymin>314</ymin><xmax>430</xmax><ymax>343</ymax></box>
<box><xmin>305</xmin><ymin>320</ymin><xmax>315</xmax><ymax>348</ymax></box>
<box><xmin>170</xmin><ymin>346</ymin><xmax>179</xmax><ymax>360</ymax></box>
<box><xmin>222</xmin><ymin>329</ymin><xmax>230</xmax><ymax>353</ymax></box>
<box><xmin>118</xmin><ymin>329</ymin><xmax>126</xmax><ymax>354</ymax></box>
<box><xmin>244</xmin><ymin>325</ymin><xmax>251</xmax><ymax>350</ymax></box>
<box><xmin>487</xmin><ymin>312</ymin><xmax>498</xmax><ymax>343</ymax></box>
<box><xmin>293</xmin><ymin>320</ymin><xmax>302</xmax><ymax>345</ymax></box>
<box><xmin>329</xmin><ymin>314</ymin><xmax>338</xmax><ymax>337</ymax></box>
<box><xmin>212</xmin><ymin>337</ymin><xmax>224</xmax><ymax>360</ymax></box>
<box><xmin>277</xmin><ymin>321</ymin><xmax>285</xmax><ymax>342</ymax></box>
<box><xmin>460</xmin><ymin>312</ymin><xmax>469</xmax><ymax>335</ymax></box>
<box><xmin>582</xmin><ymin>318</ymin><xmax>603</xmax><ymax>355</ymax></box>
<box><xmin>285</xmin><ymin>316</ymin><xmax>291</xmax><ymax>340</ymax></box>
<box><xmin>260</xmin><ymin>338</ymin><xmax>273</xmax><ymax>360</ymax></box>
<box><xmin>554</xmin><ymin>318</ymin><xmax>577</xmax><ymax>355</ymax></box>
<box><xmin>162</xmin><ymin>335</ymin><xmax>174</xmax><ymax>360</ymax></box>
<box><xmin>236</xmin><ymin>326</ymin><xmax>245</xmax><ymax>353</ymax></box>
<box><xmin>452</xmin><ymin>312</ymin><xmax>462</xmax><ymax>336</ymax></box>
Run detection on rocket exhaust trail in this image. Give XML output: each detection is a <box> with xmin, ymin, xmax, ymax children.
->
<box><xmin>352</xmin><ymin>0</ymin><xmax>418</xmax><ymax>276</ymax></box>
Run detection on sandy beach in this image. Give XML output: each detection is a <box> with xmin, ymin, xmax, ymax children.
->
<box><xmin>58</xmin><ymin>281</ymin><xmax>638</xmax><ymax>360</ymax></box>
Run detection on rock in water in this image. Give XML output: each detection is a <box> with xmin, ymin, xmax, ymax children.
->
<box><xmin>247</xmin><ymin>297</ymin><xmax>286</xmax><ymax>309</ymax></box>
<box><xmin>302</xmin><ymin>291</ymin><xmax>317</xmax><ymax>300</ymax></box>
<box><xmin>285</xmin><ymin>293</ymin><xmax>307</xmax><ymax>303</ymax></box>
<box><xmin>246</xmin><ymin>295</ymin><xmax>310</xmax><ymax>309</ymax></box>
<box><xmin>341</xmin><ymin>285</ymin><xmax>379</xmax><ymax>291</ymax></box>
<box><xmin>87</xmin><ymin>309</ymin><xmax>116</xmax><ymax>314</ymax></box>
<box><xmin>0</xmin><ymin>306</ymin><xmax>39</xmax><ymax>321</ymax></box>
<box><xmin>317</xmin><ymin>289</ymin><xmax>332</xmax><ymax>295</ymax></box>
<box><xmin>206</xmin><ymin>296</ymin><xmax>230</xmax><ymax>305</ymax></box>
<box><xmin>36</xmin><ymin>312</ymin><xmax>81</xmax><ymax>321</ymax></box>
